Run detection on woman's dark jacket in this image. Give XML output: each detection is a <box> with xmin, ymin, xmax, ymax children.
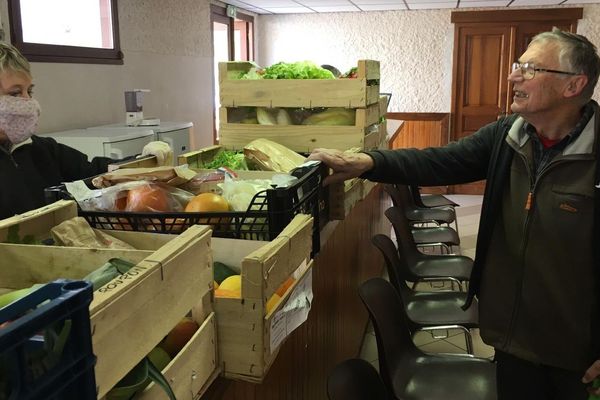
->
<box><xmin>0</xmin><ymin>135</ymin><xmax>112</xmax><ymax>220</ymax></box>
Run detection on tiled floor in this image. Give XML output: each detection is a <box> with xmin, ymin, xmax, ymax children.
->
<box><xmin>359</xmin><ymin>194</ymin><xmax>495</xmax><ymax>371</ymax></box>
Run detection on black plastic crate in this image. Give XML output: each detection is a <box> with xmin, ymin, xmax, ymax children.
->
<box><xmin>0</xmin><ymin>280</ymin><xmax>96</xmax><ymax>400</ymax></box>
<box><xmin>46</xmin><ymin>162</ymin><xmax>323</xmax><ymax>255</ymax></box>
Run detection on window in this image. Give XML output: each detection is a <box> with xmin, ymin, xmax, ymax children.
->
<box><xmin>8</xmin><ymin>0</ymin><xmax>123</xmax><ymax>64</ymax></box>
<box><xmin>211</xmin><ymin>4</ymin><xmax>254</xmax><ymax>143</ymax></box>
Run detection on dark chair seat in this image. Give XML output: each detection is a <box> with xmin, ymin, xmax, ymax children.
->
<box><xmin>406</xmin><ymin>207</ymin><xmax>455</xmax><ymax>225</ymax></box>
<box><xmin>411</xmin><ymin>226</ymin><xmax>460</xmax><ymax>247</ymax></box>
<box><xmin>412</xmin><ymin>254</ymin><xmax>473</xmax><ymax>281</ymax></box>
<box><xmin>359</xmin><ymin>278</ymin><xmax>497</xmax><ymax>400</ymax></box>
<box><xmin>410</xmin><ymin>185</ymin><xmax>460</xmax><ymax>208</ymax></box>
<box><xmin>406</xmin><ymin>291</ymin><xmax>477</xmax><ymax>327</ymax></box>
<box><xmin>327</xmin><ymin>358</ymin><xmax>388</xmax><ymax>400</ymax></box>
<box><xmin>391</xmin><ymin>355</ymin><xmax>496</xmax><ymax>400</ymax></box>
<box><xmin>385</xmin><ymin>206</ymin><xmax>473</xmax><ymax>290</ymax></box>
<box><xmin>384</xmin><ymin>184</ymin><xmax>457</xmax><ymax>228</ymax></box>
<box><xmin>372</xmin><ymin>234</ymin><xmax>478</xmax><ymax>354</ymax></box>
<box><xmin>421</xmin><ymin>194</ymin><xmax>460</xmax><ymax>208</ymax></box>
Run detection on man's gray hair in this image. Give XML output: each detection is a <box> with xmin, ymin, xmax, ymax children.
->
<box><xmin>531</xmin><ymin>28</ymin><xmax>600</xmax><ymax>101</ymax></box>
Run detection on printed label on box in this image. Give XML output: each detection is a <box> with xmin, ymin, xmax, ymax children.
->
<box><xmin>269</xmin><ymin>266</ymin><xmax>313</xmax><ymax>353</ymax></box>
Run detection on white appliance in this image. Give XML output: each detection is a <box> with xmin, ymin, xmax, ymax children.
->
<box><xmin>86</xmin><ymin>121</ymin><xmax>193</xmax><ymax>162</ymax></box>
<box><xmin>42</xmin><ymin>128</ymin><xmax>155</xmax><ymax>160</ymax></box>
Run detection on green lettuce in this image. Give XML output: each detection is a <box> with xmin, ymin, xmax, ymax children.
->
<box><xmin>239</xmin><ymin>61</ymin><xmax>335</xmax><ymax>80</ymax></box>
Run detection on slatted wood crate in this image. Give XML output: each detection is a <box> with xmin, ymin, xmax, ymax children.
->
<box><xmin>217</xmin><ymin>60</ymin><xmax>384</xmax><ymax>153</ymax></box>
<box><xmin>0</xmin><ymin>201</ymin><xmax>217</xmax><ymax>399</ymax></box>
<box><xmin>218</xmin><ymin>100</ymin><xmax>383</xmax><ymax>153</ymax></box>
<box><xmin>219</xmin><ymin>60</ymin><xmax>380</xmax><ymax>109</ymax></box>
<box><xmin>212</xmin><ymin>214</ymin><xmax>314</xmax><ymax>382</ymax></box>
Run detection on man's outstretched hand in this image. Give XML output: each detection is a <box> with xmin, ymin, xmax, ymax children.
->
<box><xmin>307</xmin><ymin>148</ymin><xmax>374</xmax><ymax>186</ymax></box>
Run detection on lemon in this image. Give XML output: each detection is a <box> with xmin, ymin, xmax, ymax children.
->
<box><xmin>219</xmin><ymin>275</ymin><xmax>241</xmax><ymax>292</ymax></box>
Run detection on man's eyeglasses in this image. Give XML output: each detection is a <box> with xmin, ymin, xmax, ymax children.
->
<box><xmin>511</xmin><ymin>62</ymin><xmax>578</xmax><ymax>80</ymax></box>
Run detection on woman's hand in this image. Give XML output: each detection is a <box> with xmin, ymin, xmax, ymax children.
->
<box><xmin>307</xmin><ymin>148</ymin><xmax>374</xmax><ymax>186</ymax></box>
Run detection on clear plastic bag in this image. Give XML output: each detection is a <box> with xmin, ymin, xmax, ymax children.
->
<box><xmin>79</xmin><ymin>181</ymin><xmax>195</xmax><ymax>212</ymax></box>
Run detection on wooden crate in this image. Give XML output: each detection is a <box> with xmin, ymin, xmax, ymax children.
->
<box><xmin>0</xmin><ymin>201</ymin><xmax>215</xmax><ymax>398</ymax></box>
<box><xmin>219</xmin><ymin>60</ymin><xmax>380</xmax><ymax>108</ymax></box>
<box><xmin>218</xmin><ymin>100</ymin><xmax>383</xmax><ymax>153</ymax></box>
<box><xmin>136</xmin><ymin>296</ymin><xmax>218</xmax><ymax>400</ymax></box>
<box><xmin>328</xmin><ymin>179</ymin><xmax>364</xmax><ymax>220</ymax></box>
<box><xmin>212</xmin><ymin>214</ymin><xmax>314</xmax><ymax>382</ymax></box>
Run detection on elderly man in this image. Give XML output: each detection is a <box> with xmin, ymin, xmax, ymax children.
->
<box><xmin>309</xmin><ymin>29</ymin><xmax>600</xmax><ymax>399</ymax></box>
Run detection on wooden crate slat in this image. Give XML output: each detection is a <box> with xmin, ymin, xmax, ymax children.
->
<box><xmin>219</xmin><ymin>123</ymin><xmax>366</xmax><ymax>153</ymax></box>
<box><xmin>219</xmin><ymin>59</ymin><xmax>380</xmax><ymax>108</ymax></box>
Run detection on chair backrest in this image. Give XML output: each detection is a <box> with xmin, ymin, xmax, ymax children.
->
<box><xmin>384</xmin><ymin>206</ymin><xmax>421</xmax><ymax>271</ymax></box>
<box><xmin>327</xmin><ymin>358</ymin><xmax>389</xmax><ymax>400</ymax></box>
<box><xmin>384</xmin><ymin>184</ymin><xmax>417</xmax><ymax>209</ymax></box>
<box><xmin>409</xmin><ymin>184</ymin><xmax>427</xmax><ymax>208</ymax></box>
<box><xmin>371</xmin><ymin>234</ymin><xmax>411</xmax><ymax>299</ymax></box>
<box><xmin>358</xmin><ymin>278</ymin><xmax>421</xmax><ymax>393</ymax></box>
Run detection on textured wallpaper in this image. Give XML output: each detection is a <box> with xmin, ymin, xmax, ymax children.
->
<box><xmin>119</xmin><ymin>0</ymin><xmax>212</xmax><ymax>57</ymax></box>
<box><xmin>257</xmin><ymin>5</ymin><xmax>600</xmax><ymax>112</ymax></box>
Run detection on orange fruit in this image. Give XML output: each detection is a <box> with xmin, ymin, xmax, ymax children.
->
<box><xmin>185</xmin><ymin>193</ymin><xmax>229</xmax><ymax>213</ymax></box>
<box><xmin>275</xmin><ymin>277</ymin><xmax>296</xmax><ymax>297</ymax></box>
<box><xmin>160</xmin><ymin>317</ymin><xmax>199</xmax><ymax>357</ymax></box>
<box><xmin>185</xmin><ymin>193</ymin><xmax>231</xmax><ymax>229</ymax></box>
<box><xmin>126</xmin><ymin>185</ymin><xmax>170</xmax><ymax>212</ymax></box>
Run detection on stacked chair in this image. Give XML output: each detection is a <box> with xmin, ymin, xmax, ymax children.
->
<box><xmin>358</xmin><ymin>278</ymin><xmax>496</xmax><ymax>400</ymax></box>
<box><xmin>371</xmin><ymin>233</ymin><xmax>478</xmax><ymax>354</ymax></box>
<box><xmin>328</xmin><ymin>185</ymin><xmax>496</xmax><ymax>399</ymax></box>
<box><xmin>383</xmin><ymin>184</ymin><xmax>459</xmax><ymax>253</ymax></box>
<box><xmin>384</xmin><ymin>184</ymin><xmax>458</xmax><ymax>232</ymax></box>
<box><xmin>409</xmin><ymin>184</ymin><xmax>459</xmax><ymax>208</ymax></box>
<box><xmin>385</xmin><ymin>206</ymin><xmax>472</xmax><ymax>291</ymax></box>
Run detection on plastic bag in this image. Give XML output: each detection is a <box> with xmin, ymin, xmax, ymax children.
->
<box><xmin>180</xmin><ymin>168</ymin><xmax>238</xmax><ymax>195</ymax></box>
<box><xmin>79</xmin><ymin>181</ymin><xmax>195</xmax><ymax>212</ymax></box>
<box><xmin>220</xmin><ymin>179</ymin><xmax>272</xmax><ymax>211</ymax></box>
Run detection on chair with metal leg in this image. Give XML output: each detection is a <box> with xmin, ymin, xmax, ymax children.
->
<box><xmin>384</xmin><ymin>184</ymin><xmax>459</xmax><ymax>235</ymax></box>
<box><xmin>383</xmin><ymin>184</ymin><xmax>460</xmax><ymax>253</ymax></box>
<box><xmin>327</xmin><ymin>358</ymin><xmax>389</xmax><ymax>400</ymax></box>
<box><xmin>385</xmin><ymin>206</ymin><xmax>473</xmax><ymax>291</ymax></box>
<box><xmin>409</xmin><ymin>184</ymin><xmax>459</xmax><ymax>209</ymax></box>
<box><xmin>372</xmin><ymin>233</ymin><xmax>478</xmax><ymax>354</ymax></box>
<box><xmin>359</xmin><ymin>278</ymin><xmax>497</xmax><ymax>400</ymax></box>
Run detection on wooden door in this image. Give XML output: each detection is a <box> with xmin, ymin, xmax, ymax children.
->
<box><xmin>449</xmin><ymin>9</ymin><xmax>582</xmax><ymax>195</ymax></box>
<box><xmin>451</xmin><ymin>25</ymin><xmax>513</xmax><ymax>194</ymax></box>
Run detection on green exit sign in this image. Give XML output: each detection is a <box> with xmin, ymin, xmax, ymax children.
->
<box><xmin>226</xmin><ymin>5</ymin><xmax>237</xmax><ymax>18</ymax></box>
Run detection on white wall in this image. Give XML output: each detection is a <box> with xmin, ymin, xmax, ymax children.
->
<box><xmin>1</xmin><ymin>0</ymin><xmax>216</xmax><ymax>148</ymax></box>
<box><xmin>256</xmin><ymin>5</ymin><xmax>600</xmax><ymax>113</ymax></box>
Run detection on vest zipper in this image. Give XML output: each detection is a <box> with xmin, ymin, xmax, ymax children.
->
<box><xmin>502</xmin><ymin>156</ymin><xmax>571</xmax><ymax>350</ymax></box>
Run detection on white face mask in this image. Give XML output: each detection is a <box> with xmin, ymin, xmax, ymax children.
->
<box><xmin>0</xmin><ymin>96</ymin><xmax>41</xmax><ymax>145</ymax></box>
